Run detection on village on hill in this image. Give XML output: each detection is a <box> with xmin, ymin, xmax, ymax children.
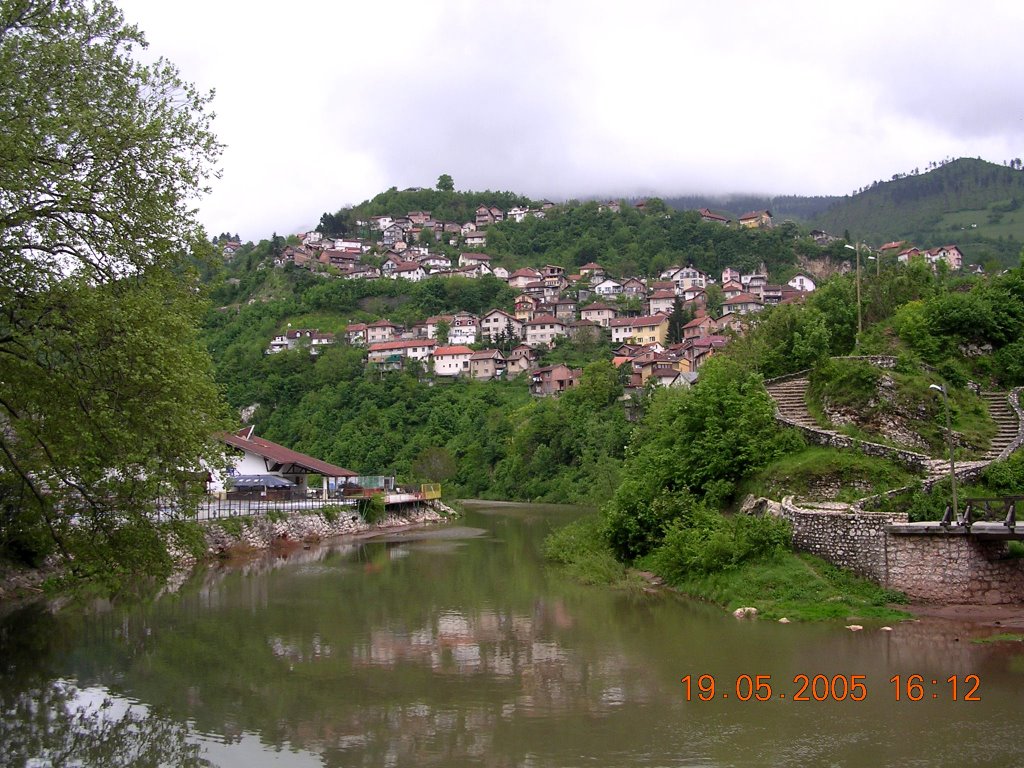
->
<box><xmin>236</xmin><ymin>200</ymin><xmax>967</xmax><ymax>398</ymax></box>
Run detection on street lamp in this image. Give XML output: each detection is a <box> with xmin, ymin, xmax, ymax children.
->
<box><xmin>843</xmin><ymin>243</ymin><xmax>863</xmax><ymax>341</ymax></box>
<box><xmin>929</xmin><ymin>383</ymin><xmax>958</xmax><ymax>522</ymax></box>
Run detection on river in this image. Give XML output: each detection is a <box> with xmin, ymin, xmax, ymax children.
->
<box><xmin>1</xmin><ymin>503</ymin><xmax>1023</xmax><ymax>767</ymax></box>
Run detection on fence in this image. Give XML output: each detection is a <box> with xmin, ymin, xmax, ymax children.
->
<box><xmin>196</xmin><ymin>495</ymin><xmax>358</xmax><ymax>521</ymax></box>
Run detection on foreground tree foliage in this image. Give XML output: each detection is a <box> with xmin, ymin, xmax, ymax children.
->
<box><xmin>0</xmin><ymin>0</ymin><xmax>230</xmax><ymax>584</ymax></box>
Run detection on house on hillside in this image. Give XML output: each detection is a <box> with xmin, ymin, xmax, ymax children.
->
<box><xmin>508</xmin><ymin>267</ymin><xmax>543</xmax><ymax>290</ymax></box>
<box><xmin>433</xmin><ymin>345</ymin><xmax>475</xmax><ymax>376</ymax></box>
<box><xmin>738</xmin><ymin>210</ymin><xmax>773</xmax><ymax>229</ymax></box>
<box><xmin>506</xmin><ymin>345</ymin><xmax>536</xmax><ymax>378</ymax></box>
<box><xmin>787</xmin><ymin>273</ymin><xmax>817</xmax><ymax>292</ymax></box>
<box><xmin>622</xmin><ymin>277</ymin><xmax>647</xmax><ymax>296</ymax></box>
<box><xmin>392</xmin><ymin>261</ymin><xmax>427</xmax><ymax>281</ymax></box>
<box><xmin>458</xmin><ymin>252</ymin><xmax>491</xmax><ymax>267</ymax></box>
<box><xmin>647</xmin><ymin>289</ymin><xmax>677</xmax><ymax>316</ymax></box>
<box><xmin>530</xmin><ymin>364</ymin><xmax>582</xmax><ymax>396</ymax></box>
<box><xmin>721</xmin><ymin>293</ymin><xmax>764</xmax><ymax>315</ymax></box>
<box><xmin>524</xmin><ymin>315</ymin><xmax>568</xmax><ymax>347</ymax></box>
<box><xmin>448</xmin><ymin>312</ymin><xmax>480</xmax><ymax>345</ymax></box>
<box><xmin>367</xmin><ymin>320</ymin><xmax>401</xmax><ymax>344</ymax></box>
<box><xmin>367</xmin><ymin>339</ymin><xmax>437</xmax><ymax>370</ymax></box>
<box><xmin>594</xmin><ymin>278</ymin><xmax>623</xmax><ymax>297</ymax></box>
<box><xmin>266</xmin><ymin>328</ymin><xmax>335</xmax><ymax>355</ymax></box>
<box><xmin>346</xmin><ymin>323</ymin><xmax>368</xmax><ymax>345</ymax></box>
<box><xmin>609</xmin><ymin>314</ymin><xmax>669</xmax><ymax>345</ymax></box>
<box><xmin>469</xmin><ymin>348</ymin><xmax>506</xmax><ymax>380</ymax></box>
<box><xmin>699</xmin><ymin>208</ymin><xmax>731</xmax><ymax>225</ymax></box>
<box><xmin>581</xmin><ymin>302</ymin><xmax>617</xmax><ymax>327</ymax></box>
<box><xmin>481</xmin><ymin>309</ymin><xmax>523</xmax><ymax>342</ymax></box>
<box><xmin>672</xmin><ymin>267</ymin><xmax>706</xmax><ymax>292</ymax></box>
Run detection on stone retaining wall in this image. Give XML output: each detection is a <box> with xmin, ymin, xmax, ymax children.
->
<box><xmin>885</xmin><ymin>535</ymin><xmax>1024</xmax><ymax>604</ymax></box>
<box><xmin>777</xmin><ymin>497</ymin><xmax>906</xmax><ymax>583</ymax></box>
<box><xmin>197</xmin><ymin>501</ymin><xmax>454</xmax><ymax>561</ymax></box>
<box><xmin>767</xmin><ymin>496</ymin><xmax>1024</xmax><ymax>604</ymax></box>
<box><xmin>774</xmin><ymin>420</ymin><xmax>932</xmax><ymax>473</ymax></box>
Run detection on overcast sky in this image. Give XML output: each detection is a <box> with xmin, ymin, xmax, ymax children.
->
<box><xmin>117</xmin><ymin>0</ymin><xmax>1024</xmax><ymax>242</ymax></box>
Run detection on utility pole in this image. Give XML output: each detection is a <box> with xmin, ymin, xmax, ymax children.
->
<box><xmin>929</xmin><ymin>383</ymin><xmax>958</xmax><ymax>522</ymax></box>
<box><xmin>844</xmin><ymin>243</ymin><xmax>863</xmax><ymax>343</ymax></box>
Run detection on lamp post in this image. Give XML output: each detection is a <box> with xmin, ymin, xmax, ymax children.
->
<box><xmin>929</xmin><ymin>383</ymin><xmax>958</xmax><ymax>522</ymax></box>
<box><xmin>843</xmin><ymin>243</ymin><xmax>863</xmax><ymax>342</ymax></box>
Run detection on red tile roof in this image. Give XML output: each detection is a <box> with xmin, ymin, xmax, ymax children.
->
<box><xmin>221</xmin><ymin>427</ymin><xmax>356</xmax><ymax>478</ymax></box>
<box><xmin>433</xmin><ymin>345</ymin><xmax>475</xmax><ymax>356</ymax></box>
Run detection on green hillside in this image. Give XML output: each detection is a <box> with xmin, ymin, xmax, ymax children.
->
<box><xmin>811</xmin><ymin>158</ymin><xmax>1024</xmax><ymax>265</ymax></box>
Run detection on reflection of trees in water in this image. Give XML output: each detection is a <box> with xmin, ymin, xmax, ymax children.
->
<box><xmin>0</xmin><ymin>681</ymin><xmax>209</xmax><ymax>767</ymax></box>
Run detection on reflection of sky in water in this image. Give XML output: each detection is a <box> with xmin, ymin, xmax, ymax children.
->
<box><xmin>62</xmin><ymin>682</ymin><xmax>323</xmax><ymax>768</ymax></box>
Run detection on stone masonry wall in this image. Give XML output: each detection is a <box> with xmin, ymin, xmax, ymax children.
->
<box><xmin>772</xmin><ymin>497</ymin><xmax>1024</xmax><ymax>604</ymax></box>
<box><xmin>193</xmin><ymin>502</ymin><xmax>454</xmax><ymax>563</ymax></box>
<box><xmin>777</xmin><ymin>498</ymin><xmax>906</xmax><ymax>583</ymax></box>
<box><xmin>885</xmin><ymin>535</ymin><xmax>1024</xmax><ymax>604</ymax></box>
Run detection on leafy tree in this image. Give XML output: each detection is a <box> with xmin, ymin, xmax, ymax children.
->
<box><xmin>435</xmin><ymin>319</ymin><xmax>450</xmax><ymax>345</ymax></box>
<box><xmin>666</xmin><ymin>297</ymin><xmax>693</xmax><ymax>343</ymax></box>
<box><xmin>0</xmin><ymin>0</ymin><xmax>230</xmax><ymax>582</ymax></box>
<box><xmin>436</xmin><ymin>173</ymin><xmax>455</xmax><ymax>192</ymax></box>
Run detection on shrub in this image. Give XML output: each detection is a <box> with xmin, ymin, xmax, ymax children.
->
<box><xmin>320</xmin><ymin>504</ymin><xmax>344</xmax><ymax>524</ymax></box>
<box><xmin>217</xmin><ymin>517</ymin><xmax>244</xmax><ymax>537</ymax></box>
<box><xmin>359</xmin><ymin>494</ymin><xmax>386</xmax><ymax>525</ymax></box>
<box><xmin>650</xmin><ymin>508</ymin><xmax>792</xmax><ymax>582</ymax></box>
<box><xmin>266</xmin><ymin>509</ymin><xmax>287</xmax><ymax>524</ymax></box>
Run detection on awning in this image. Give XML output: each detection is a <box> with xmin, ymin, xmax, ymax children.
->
<box><xmin>228</xmin><ymin>474</ymin><xmax>296</xmax><ymax>489</ymax></box>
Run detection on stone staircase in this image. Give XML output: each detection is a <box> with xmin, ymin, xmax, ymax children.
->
<box><xmin>764</xmin><ymin>377</ymin><xmax>823</xmax><ymax>431</ymax></box>
<box><xmin>765</xmin><ymin>376</ymin><xmax>1023</xmax><ymax>486</ymax></box>
<box><xmin>982</xmin><ymin>391</ymin><xmax>1020</xmax><ymax>460</ymax></box>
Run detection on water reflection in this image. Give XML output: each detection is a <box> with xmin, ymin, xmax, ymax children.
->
<box><xmin>2</xmin><ymin>506</ymin><xmax>1024</xmax><ymax>767</ymax></box>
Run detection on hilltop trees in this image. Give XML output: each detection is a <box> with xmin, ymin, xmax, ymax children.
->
<box><xmin>0</xmin><ymin>0</ymin><xmax>229</xmax><ymax>582</ymax></box>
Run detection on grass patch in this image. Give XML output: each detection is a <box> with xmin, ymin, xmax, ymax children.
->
<box><xmin>542</xmin><ymin>516</ymin><xmax>643</xmax><ymax>588</ymax></box>
<box><xmin>667</xmin><ymin>552</ymin><xmax>910</xmax><ymax>622</ymax></box>
<box><xmin>266</xmin><ymin>508</ymin><xmax>287</xmax><ymax>524</ymax></box>
<box><xmin>740</xmin><ymin>447</ymin><xmax>917</xmax><ymax>502</ymax></box>
<box><xmin>972</xmin><ymin>633</ymin><xmax>1024</xmax><ymax>644</ymax></box>
<box><xmin>216</xmin><ymin>517</ymin><xmax>246</xmax><ymax>537</ymax></box>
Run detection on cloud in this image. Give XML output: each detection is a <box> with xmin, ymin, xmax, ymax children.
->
<box><xmin>116</xmin><ymin>0</ymin><xmax>1024</xmax><ymax>240</ymax></box>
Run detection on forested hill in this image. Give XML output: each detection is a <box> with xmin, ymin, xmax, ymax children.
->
<box><xmin>810</xmin><ymin>158</ymin><xmax>1024</xmax><ymax>264</ymax></box>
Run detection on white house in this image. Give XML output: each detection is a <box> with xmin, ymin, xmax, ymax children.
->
<box><xmin>367</xmin><ymin>338</ymin><xmax>436</xmax><ymax>365</ymax></box>
<box><xmin>481</xmin><ymin>309</ymin><xmax>523</xmax><ymax>342</ymax></box>
<box><xmin>524</xmin><ymin>314</ymin><xmax>568</xmax><ymax>347</ymax></box>
<box><xmin>392</xmin><ymin>262</ymin><xmax>427</xmax><ymax>282</ymax></box>
<box><xmin>433</xmin><ymin>345</ymin><xmax>474</xmax><ymax>376</ymax></box>
<box><xmin>787</xmin><ymin>273</ymin><xmax>817</xmax><ymax>292</ymax></box>
<box><xmin>594</xmin><ymin>278</ymin><xmax>623</xmax><ymax>297</ymax></box>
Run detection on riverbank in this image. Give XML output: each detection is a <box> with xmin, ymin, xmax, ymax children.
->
<box><xmin>198</xmin><ymin>500</ymin><xmax>458</xmax><ymax>562</ymax></box>
<box><xmin>0</xmin><ymin>500</ymin><xmax>461</xmax><ymax>606</ymax></box>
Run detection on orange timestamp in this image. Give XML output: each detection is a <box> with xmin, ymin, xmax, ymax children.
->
<box><xmin>681</xmin><ymin>674</ymin><xmax>981</xmax><ymax>702</ymax></box>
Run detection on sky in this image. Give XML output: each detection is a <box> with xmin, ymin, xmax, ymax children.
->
<box><xmin>117</xmin><ymin>0</ymin><xmax>1024</xmax><ymax>242</ymax></box>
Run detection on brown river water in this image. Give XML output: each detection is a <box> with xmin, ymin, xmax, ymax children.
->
<box><xmin>1</xmin><ymin>502</ymin><xmax>1023</xmax><ymax>767</ymax></box>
